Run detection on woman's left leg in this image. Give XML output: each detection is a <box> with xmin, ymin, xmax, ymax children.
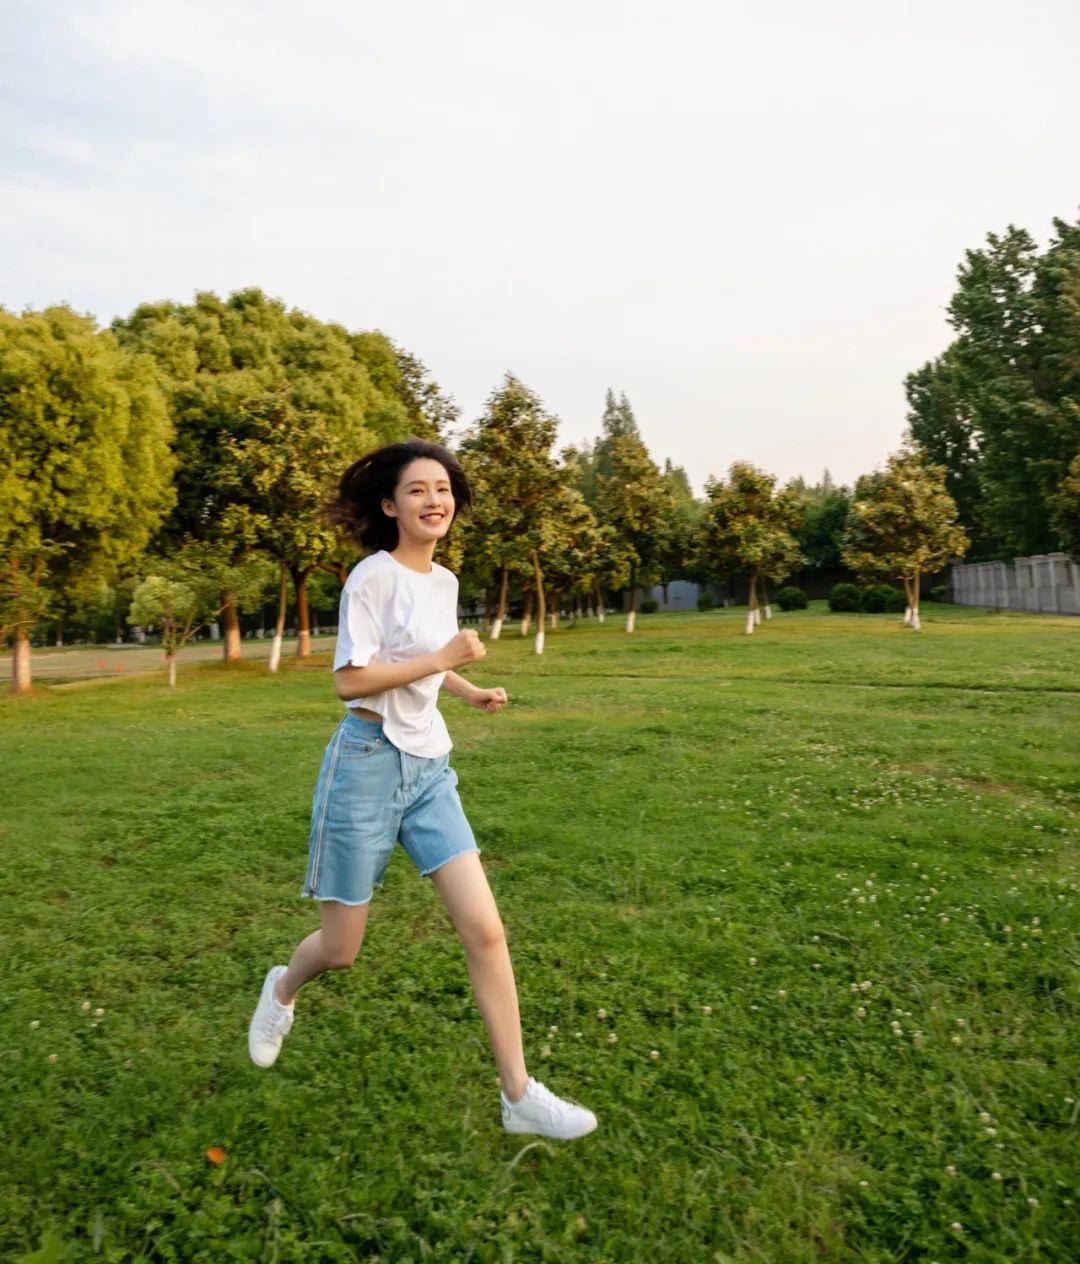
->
<box><xmin>430</xmin><ymin>852</ymin><xmax>528</xmax><ymax>1102</ymax></box>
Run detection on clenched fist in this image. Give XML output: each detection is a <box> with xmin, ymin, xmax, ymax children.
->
<box><xmin>442</xmin><ymin>628</ymin><xmax>487</xmax><ymax>669</ymax></box>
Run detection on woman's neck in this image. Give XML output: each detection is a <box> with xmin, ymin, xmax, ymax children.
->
<box><xmin>389</xmin><ymin>539</ymin><xmax>436</xmax><ymax>574</ymax></box>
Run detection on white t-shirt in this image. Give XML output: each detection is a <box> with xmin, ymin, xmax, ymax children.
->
<box><xmin>333</xmin><ymin>550</ymin><xmax>459</xmax><ymax>757</ymax></box>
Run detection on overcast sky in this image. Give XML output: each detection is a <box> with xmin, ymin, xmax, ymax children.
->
<box><xmin>3</xmin><ymin>0</ymin><xmax>1079</xmax><ymax>491</ymax></box>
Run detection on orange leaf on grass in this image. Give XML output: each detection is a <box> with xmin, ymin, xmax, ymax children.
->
<box><xmin>206</xmin><ymin>1147</ymin><xmax>226</xmax><ymax>1166</ymax></box>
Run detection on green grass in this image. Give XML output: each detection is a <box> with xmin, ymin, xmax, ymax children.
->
<box><xmin>2</xmin><ymin>604</ymin><xmax>1078</xmax><ymax>1262</ymax></box>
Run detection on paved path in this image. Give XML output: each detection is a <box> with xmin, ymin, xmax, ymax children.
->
<box><xmin>2</xmin><ymin>636</ymin><xmax>338</xmax><ymax>684</ymax></box>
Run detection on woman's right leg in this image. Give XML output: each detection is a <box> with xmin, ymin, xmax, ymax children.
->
<box><xmin>276</xmin><ymin>899</ymin><xmax>370</xmax><ymax>1005</ymax></box>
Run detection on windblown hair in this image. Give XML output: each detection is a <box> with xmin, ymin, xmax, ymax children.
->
<box><xmin>327</xmin><ymin>438</ymin><xmax>473</xmax><ymax>553</ymax></box>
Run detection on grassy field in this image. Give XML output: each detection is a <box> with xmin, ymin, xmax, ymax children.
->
<box><xmin>2</xmin><ymin>604</ymin><xmax>1078</xmax><ymax>1263</ymax></box>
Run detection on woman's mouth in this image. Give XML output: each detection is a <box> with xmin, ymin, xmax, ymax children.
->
<box><xmin>420</xmin><ymin>512</ymin><xmax>445</xmax><ymax>525</ymax></box>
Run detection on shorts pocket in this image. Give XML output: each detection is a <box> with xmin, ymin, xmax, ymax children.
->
<box><xmin>341</xmin><ymin>736</ymin><xmax>384</xmax><ymax>760</ymax></box>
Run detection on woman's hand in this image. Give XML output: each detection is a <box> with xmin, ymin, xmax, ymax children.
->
<box><xmin>469</xmin><ymin>686</ymin><xmax>508</xmax><ymax>713</ymax></box>
<box><xmin>440</xmin><ymin>629</ymin><xmax>486</xmax><ymax>670</ymax></box>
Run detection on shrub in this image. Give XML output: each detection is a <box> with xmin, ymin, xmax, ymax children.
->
<box><xmin>828</xmin><ymin>582</ymin><xmax>861</xmax><ymax>612</ymax></box>
<box><xmin>776</xmin><ymin>586</ymin><xmax>808</xmax><ymax>611</ymax></box>
<box><xmin>640</xmin><ymin>599</ymin><xmax>659</xmax><ymax>614</ymax></box>
<box><xmin>697</xmin><ymin>594</ymin><xmax>715</xmax><ymax>611</ymax></box>
<box><xmin>859</xmin><ymin>584</ymin><xmax>891</xmax><ymax>613</ymax></box>
<box><xmin>884</xmin><ymin>587</ymin><xmax>908</xmax><ymax>613</ymax></box>
<box><xmin>929</xmin><ymin>584</ymin><xmax>948</xmax><ymax>603</ymax></box>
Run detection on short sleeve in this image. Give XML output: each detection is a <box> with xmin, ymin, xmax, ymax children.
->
<box><xmin>333</xmin><ymin>583</ymin><xmax>382</xmax><ymax>671</ymax></box>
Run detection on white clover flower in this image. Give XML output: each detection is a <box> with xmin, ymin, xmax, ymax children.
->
<box><xmin>812</xmin><ymin>963</ymin><xmax>822</xmax><ymax>970</ymax></box>
<box><xmin>985</xmin><ymin>1127</ymin><xmax>997</xmax><ymax>1138</ymax></box>
<box><xmin>860</xmin><ymin>980</ymin><xmax>873</xmax><ymax>992</ymax></box>
<box><xmin>945</xmin><ymin>1165</ymin><xmax>957</xmax><ymax>1177</ymax></box>
<box><xmin>978</xmin><ymin>1110</ymin><xmax>991</xmax><ymax>1123</ymax></box>
<box><xmin>607</xmin><ymin>1032</ymin><xmax>618</xmax><ymax>1044</ymax></box>
<box><xmin>858</xmin><ymin>1179</ymin><xmax>869</xmax><ymax>1187</ymax></box>
<box><xmin>702</xmin><ymin>1005</ymin><xmax>712</xmax><ymax>1016</ymax></box>
<box><xmin>957</xmin><ymin>1019</ymin><xmax>968</xmax><ymax>1028</ymax></box>
<box><xmin>991</xmin><ymin>1171</ymin><xmax>1002</xmax><ymax>1181</ymax></box>
<box><xmin>952</xmin><ymin>1036</ymin><xmax>963</xmax><ymax>1045</ymax></box>
<box><xmin>749</xmin><ymin>957</ymin><xmax>757</xmax><ymax>966</ymax></box>
<box><xmin>777</xmin><ymin>989</ymin><xmax>787</xmax><ymax>999</ymax></box>
<box><xmin>94</xmin><ymin>1008</ymin><xmax>104</xmax><ymax>1018</ymax></box>
<box><xmin>81</xmin><ymin>1001</ymin><xmax>91</xmax><ymax>1013</ymax></box>
<box><xmin>649</xmin><ymin>1049</ymin><xmax>660</xmax><ymax>1061</ymax></box>
<box><xmin>596</xmin><ymin>1008</ymin><xmax>607</xmax><ymax>1020</ymax></box>
<box><xmin>855</xmin><ymin>1007</ymin><xmax>867</xmax><ymax>1020</ymax></box>
<box><xmin>548</xmin><ymin>1025</ymin><xmax>558</xmax><ymax>1037</ymax></box>
<box><xmin>29</xmin><ymin>1020</ymin><xmax>40</xmax><ymax>1030</ymax></box>
<box><xmin>950</xmin><ymin>1221</ymin><xmax>963</xmax><ymax>1233</ymax></box>
<box><xmin>48</xmin><ymin>1053</ymin><xmax>58</xmax><ymax>1064</ymax></box>
<box><xmin>1027</xmin><ymin>1197</ymin><xmax>1038</xmax><ymax>1207</ymax></box>
<box><xmin>540</xmin><ymin>1044</ymin><xmax>551</xmax><ymax>1058</ymax></box>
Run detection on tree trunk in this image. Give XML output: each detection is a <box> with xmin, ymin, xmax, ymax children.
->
<box><xmin>532</xmin><ymin>551</ymin><xmax>546</xmax><ymax>655</ymax></box>
<box><xmin>910</xmin><ymin>572</ymin><xmax>922</xmax><ymax>631</ymax></box>
<box><xmin>520</xmin><ymin>590</ymin><xmax>533</xmax><ymax>636</ymax></box>
<box><xmin>166</xmin><ymin>653</ymin><xmax>177</xmax><ymax>689</ymax></box>
<box><xmin>490</xmin><ymin>566</ymin><xmax>509</xmax><ymax>640</ymax></box>
<box><xmin>626</xmin><ymin>566</ymin><xmax>638</xmax><ymax>634</ymax></box>
<box><xmin>761</xmin><ymin>580</ymin><xmax>772</xmax><ymax>620</ymax></box>
<box><xmin>292</xmin><ymin>566</ymin><xmax>312</xmax><ymax>656</ymax></box>
<box><xmin>55</xmin><ymin>618</ymin><xmax>64</xmax><ymax>648</ymax></box>
<box><xmin>10</xmin><ymin>629</ymin><xmax>32</xmax><ymax>695</ymax></box>
<box><xmin>746</xmin><ymin>570</ymin><xmax>758</xmax><ymax>635</ymax></box>
<box><xmin>595</xmin><ymin>580</ymin><xmax>605</xmax><ymax>623</ymax></box>
<box><xmin>221</xmin><ymin>591</ymin><xmax>242</xmax><ymax>662</ymax></box>
<box><xmin>269</xmin><ymin>562</ymin><xmax>288</xmax><ymax>673</ymax></box>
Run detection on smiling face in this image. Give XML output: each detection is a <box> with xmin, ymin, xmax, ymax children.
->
<box><xmin>381</xmin><ymin>457</ymin><xmax>455</xmax><ymax>545</ymax></box>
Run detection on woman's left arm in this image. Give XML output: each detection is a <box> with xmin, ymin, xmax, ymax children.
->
<box><xmin>442</xmin><ymin>670</ymin><xmax>508</xmax><ymax>713</ymax></box>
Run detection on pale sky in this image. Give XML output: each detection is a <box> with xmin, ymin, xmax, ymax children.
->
<box><xmin>3</xmin><ymin>0</ymin><xmax>1079</xmax><ymax>491</ymax></box>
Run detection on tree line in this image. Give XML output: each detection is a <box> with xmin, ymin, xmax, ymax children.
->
<box><xmin>15</xmin><ymin>242</ymin><xmax>1046</xmax><ymax>695</ymax></box>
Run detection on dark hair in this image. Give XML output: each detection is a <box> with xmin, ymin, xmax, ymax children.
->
<box><xmin>327</xmin><ymin>438</ymin><xmax>473</xmax><ymax>552</ymax></box>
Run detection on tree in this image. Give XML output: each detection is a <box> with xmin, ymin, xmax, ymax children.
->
<box><xmin>792</xmin><ymin>472</ymin><xmax>852</xmax><ymax>572</ymax></box>
<box><xmin>842</xmin><ymin>443</ymin><xmax>969</xmax><ymax>631</ymax></box>
<box><xmin>1049</xmin><ymin>450</ymin><xmax>1080</xmax><ymax>556</ymax></box>
<box><xmin>596</xmin><ymin>432</ymin><xmax>675</xmax><ymax>632</ymax></box>
<box><xmin>592</xmin><ymin>388</ymin><xmax>640</xmax><ymax>483</ymax></box>
<box><xmin>698</xmin><ymin>464</ymin><xmax>803</xmax><ymax>635</ymax></box>
<box><xmin>0</xmin><ymin>306</ymin><xmax>174</xmax><ymax>693</ymax></box>
<box><xmin>217</xmin><ymin>392</ymin><xmax>349</xmax><ymax>668</ymax></box>
<box><xmin>909</xmin><ymin>217</ymin><xmax>1080</xmax><ymax>557</ymax></box>
<box><xmin>113</xmin><ymin>289</ymin><xmax>414</xmax><ymax>659</ymax></box>
<box><xmin>656</xmin><ymin>458</ymin><xmax>702</xmax><ymax>601</ymax></box>
<box><xmin>458</xmin><ymin>374</ymin><xmax>562</xmax><ymax>651</ymax></box>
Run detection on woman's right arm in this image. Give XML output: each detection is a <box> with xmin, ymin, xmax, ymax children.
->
<box><xmin>334</xmin><ymin>630</ymin><xmax>486</xmax><ymax>702</ymax></box>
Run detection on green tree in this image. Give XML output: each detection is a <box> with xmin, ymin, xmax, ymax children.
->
<box><xmin>596</xmin><ymin>433</ymin><xmax>675</xmax><ymax>632</ymax></box>
<box><xmin>458</xmin><ymin>374</ymin><xmax>562</xmax><ymax>651</ymax></box>
<box><xmin>910</xmin><ymin>217</ymin><xmax>1080</xmax><ymax>557</ymax></box>
<box><xmin>113</xmin><ymin>289</ymin><xmax>413</xmax><ymax>658</ymax></box>
<box><xmin>1049</xmin><ymin>451</ymin><xmax>1080</xmax><ymax>556</ymax></box>
<box><xmin>792</xmin><ymin>472</ymin><xmax>852</xmax><ymax>572</ymax></box>
<box><xmin>698</xmin><ymin>463</ymin><xmax>803</xmax><ymax>635</ymax></box>
<box><xmin>842</xmin><ymin>443</ymin><xmax>969</xmax><ymax>631</ymax></box>
<box><xmin>0</xmin><ymin>306</ymin><xmax>174</xmax><ymax>693</ymax></box>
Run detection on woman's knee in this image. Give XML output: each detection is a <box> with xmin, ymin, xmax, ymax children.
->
<box><xmin>460</xmin><ymin>912</ymin><xmax>505</xmax><ymax>955</ymax></box>
<box><xmin>322</xmin><ymin>937</ymin><xmax>363</xmax><ymax>970</ymax></box>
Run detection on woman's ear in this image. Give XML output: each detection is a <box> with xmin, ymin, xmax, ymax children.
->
<box><xmin>381</xmin><ymin>497</ymin><xmax>398</xmax><ymax>519</ymax></box>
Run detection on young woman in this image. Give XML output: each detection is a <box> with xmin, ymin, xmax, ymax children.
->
<box><xmin>249</xmin><ymin>438</ymin><xmax>597</xmax><ymax>1141</ymax></box>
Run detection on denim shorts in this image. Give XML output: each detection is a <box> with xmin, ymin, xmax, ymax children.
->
<box><xmin>301</xmin><ymin>713</ymin><xmax>479</xmax><ymax>906</ymax></box>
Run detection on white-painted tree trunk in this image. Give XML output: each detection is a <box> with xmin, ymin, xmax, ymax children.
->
<box><xmin>745</xmin><ymin>610</ymin><xmax>756</xmax><ymax>635</ymax></box>
<box><xmin>549</xmin><ymin>611</ymin><xmax>557</xmax><ymax>629</ymax></box>
<box><xmin>763</xmin><ymin>604</ymin><xmax>773</xmax><ymax>620</ymax></box>
<box><xmin>597</xmin><ymin>608</ymin><xmax>605</xmax><ymax>623</ymax></box>
<box><xmin>911</xmin><ymin>607</ymin><xmax>922</xmax><ymax>631</ymax></box>
<box><xmin>520</xmin><ymin>614</ymin><xmax>531</xmax><ymax>636</ymax></box>
<box><xmin>754</xmin><ymin>607</ymin><xmax>762</xmax><ymax>625</ymax></box>
<box><xmin>490</xmin><ymin>617</ymin><xmax>503</xmax><ymax>640</ymax></box>
<box><xmin>534</xmin><ymin>629</ymin><xmax>545</xmax><ymax>655</ymax></box>
<box><xmin>167</xmin><ymin>654</ymin><xmax>177</xmax><ymax>689</ymax></box>
<box><xmin>269</xmin><ymin>634</ymin><xmax>283</xmax><ymax>673</ymax></box>
<box><xmin>903</xmin><ymin>606</ymin><xmax>913</xmax><ymax>625</ymax></box>
<box><xmin>626</xmin><ymin>609</ymin><xmax>637</xmax><ymax>634</ymax></box>
<box><xmin>11</xmin><ymin>633</ymin><xmax>31</xmax><ymax>694</ymax></box>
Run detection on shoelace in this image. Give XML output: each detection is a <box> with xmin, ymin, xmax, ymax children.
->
<box><xmin>260</xmin><ymin>999</ymin><xmax>293</xmax><ymax>1041</ymax></box>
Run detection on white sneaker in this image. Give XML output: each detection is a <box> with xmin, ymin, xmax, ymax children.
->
<box><xmin>501</xmin><ymin>1077</ymin><xmax>598</xmax><ymax>1140</ymax></box>
<box><xmin>248</xmin><ymin>965</ymin><xmax>294</xmax><ymax>1067</ymax></box>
